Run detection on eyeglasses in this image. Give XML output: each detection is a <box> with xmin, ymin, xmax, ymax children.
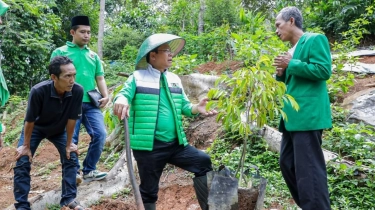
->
<box><xmin>158</xmin><ymin>49</ymin><xmax>172</xmax><ymax>54</ymax></box>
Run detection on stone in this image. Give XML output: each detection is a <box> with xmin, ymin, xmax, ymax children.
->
<box><xmin>347</xmin><ymin>90</ymin><xmax>375</xmax><ymax>126</ymax></box>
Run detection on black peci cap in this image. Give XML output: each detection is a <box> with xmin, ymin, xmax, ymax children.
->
<box><xmin>71</xmin><ymin>16</ymin><xmax>90</xmax><ymax>27</ymax></box>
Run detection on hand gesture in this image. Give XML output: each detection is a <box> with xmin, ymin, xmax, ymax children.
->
<box><xmin>196</xmin><ymin>98</ymin><xmax>218</xmax><ymax>115</ymax></box>
<box><xmin>16</xmin><ymin>145</ymin><xmax>33</xmax><ymax>162</ymax></box>
<box><xmin>273</xmin><ymin>52</ymin><xmax>292</xmax><ymax>76</ymax></box>
<box><xmin>66</xmin><ymin>143</ymin><xmax>79</xmax><ymax>159</ymax></box>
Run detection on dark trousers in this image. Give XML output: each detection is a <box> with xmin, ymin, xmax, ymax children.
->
<box><xmin>279</xmin><ymin>130</ymin><xmax>331</xmax><ymax>210</ymax></box>
<box><xmin>14</xmin><ymin>128</ymin><xmax>77</xmax><ymax>209</ymax></box>
<box><xmin>133</xmin><ymin>139</ymin><xmax>212</xmax><ymax>204</ymax></box>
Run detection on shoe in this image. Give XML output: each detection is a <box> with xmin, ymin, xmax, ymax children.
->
<box><xmin>76</xmin><ymin>174</ymin><xmax>82</xmax><ymax>185</ymax></box>
<box><xmin>83</xmin><ymin>170</ymin><xmax>108</xmax><ymax>182</ymax></box>
<box><xmin>144</xmin><ymin>203</ymin><xmax>156</xmax><ymax>210</ymax></box>
<box><xmin>66</xmin><ymin>199</ymin><xmax>84</xmax><ymax>210</ymax></box>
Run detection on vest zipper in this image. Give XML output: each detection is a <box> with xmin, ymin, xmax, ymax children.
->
<box><xmin>154</xmin><ymin>74</ymin><xmax>162</xmax><ymax>138</ymax></box>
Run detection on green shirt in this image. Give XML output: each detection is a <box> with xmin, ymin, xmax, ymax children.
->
<box><xmin>50</xmin><ymin>41</ymin><xmax>104</xmax><ymax>102</ymax></box>
<box><xmin>156</xmin><ymin>75</ymin><xmax>177</xmax><ymax>141</ymax></box>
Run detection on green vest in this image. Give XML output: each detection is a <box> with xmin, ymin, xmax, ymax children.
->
<box><xmin>129</xmin><ymin>68</ymin><xmax>191</xmax><ymax>151</ymax></box>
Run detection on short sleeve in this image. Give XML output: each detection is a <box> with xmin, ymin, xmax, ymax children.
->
<box><xmin>68</xmin><ymin>85</ymin><xmax>84</xmax><ymax>119</ymax></box>
<box><xmin>25</xmin><ymin>88</ymin><xmax>42</xmax><ymax>122</ymax></box>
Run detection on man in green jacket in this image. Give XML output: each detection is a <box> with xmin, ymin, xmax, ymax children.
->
<box><xmin>0</xmin><ymin>0</ymin><xmax>10</xmax><ymax>152</ymax></box>
<box><xmin>113</xmin><ymin>34</ymin><xmax>216</xmax><ymax>210</ymax></box>
<box><xmin>273</xmin><ymin>7</ymin><xmax>332</xmax><ymax>210</ymax></box>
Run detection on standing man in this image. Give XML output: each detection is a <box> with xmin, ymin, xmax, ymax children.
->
<box><xmin>51</xmin><ymin>16</ymin><xmax>109</xmax><ymax>183</ymax></box>
<box><xmin>13</xmin><ymin>56</ymin><xmax>85</xmax><ymax>210</ymax></box>
<box><xmin>113</xmin><ymin>33</ymin><xmax>216</xmax><ymax>210</ymax></box>
<box><xmin>0</xmin><ymin>0</ymin><xmax>10</xmax><ymax>151</ymax></box>
<box><xmin>273</xmin><ymin>6</ymin><xmax>332</xmax><ymax>210</ymax></box>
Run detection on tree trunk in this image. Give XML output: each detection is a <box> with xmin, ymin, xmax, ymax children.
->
<box><xmin>198</xmin><ymin>0</ymin><xmax>205</xmax><ymax>34</ymax></box>
<box><xmin>98</xmin><ymin>0</ymin><xmax>105</xmax><ymax>59</ymax></box>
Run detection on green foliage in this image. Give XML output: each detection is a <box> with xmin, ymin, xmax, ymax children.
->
<box><xmin>1</xmin><ymin>95</ymin><xmax>27</xmax><ymax>145</ymax></box>
<box><xmin>326</xmin><ymin>7</ymin><xmax>373</xmax><ymax>102</ymax></box>
<box><xmin>121</xmin><ymin>45</ymin><xmax>139</xmax><ymax>64</ymax></box>
<box><xmin>181</xmin><ymin>25</ymin><xmax>232</xmax><ymax>62</ymax></box>
<box><xmin>2</xmin><ymin>0</ymin><xmax>60</xmax><ymax>96</ymax></box>
<box><xmin>205</xmin><ymin>0</ymin><xmax>240</xmax><ymax>28</ymax></box>
<box><xmin>103</xmin><ymin>107</ymin><xmax>120</xmax><ymax>134</ymax></box>
<box><xmin>207</xmin><ymin>12</ymin><xmax>298</xmax><ymax>136</ymax></box>
<box><xmin>46</xmin><ymin>203</ymin><xmax>60</xmax><ymax>210</ymax></box>
<box><xmin>0</xmin><ymin>0</ymin><xmax>99</xmax><ymax>96</ymax></box>
<box><xmin>207</xmin><ymin>57</ymin><xmax>298</xmax><ymax>135</ymax></box>
<box><xmin>324</xmin><ymin>122</ymin><xmax>375</xmax><ymax>165</ymax></box>
<box><xmin>239</xmin><ymin>9</ymin><xmax>267</xmax><ymax>35</ymax></box>
<box><xmin>112</xmin><ymin>187</ymin><xmax>131</xmax><ymax>199</ymax></box>
<box><xmin>302</xmin><ymin>0</ymin><xmax>374</xmax><ymax>40</ymax></box>
<box><xmin>53</xmin><ymin>0</ymin><xmax>100</xmax><ymax>46</ymax></box>
<box><xmin>115</xmin><ymin>1</ymin><xmax>165</xmax><ymax>34</ymax></box>
<box><xmin>170</xmin><ymin>54</ymin><xmax>198</xmax><ymax>75</ymax></box>
<box><xmin>327</xmin><ymin>162</ymin><xmax>375</xmax><ymax>209</ymax></box>
<box><xmin>103</xmin><ymin>84</ymin><xmax>123</xmax><ymax>133</ymax></box>
<box><xmin>167</xmin><ymin>0</ymin><xmax>199</xmax><ymax>34</ymax></box>
<box><xmin>241</xmin><ymin>0</ymin><xmax>277</xmax><ymax>16</ymax></box>
<box><xmin>104</xmin><ymin>60</ymin><xmax>133</xmax><ymax>88</ymax></box>
<box><xmin>103</xmin><ymin>26</ymin><xmax>145</xmax><ymax>61</ymax></box>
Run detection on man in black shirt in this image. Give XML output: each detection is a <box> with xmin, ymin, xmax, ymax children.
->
<box><xmin>13</xmin><ymin>56</ymin><xmax>85</xmax><ymax>210</ymax></box>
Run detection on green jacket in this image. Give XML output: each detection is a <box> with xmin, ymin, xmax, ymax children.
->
<box><xmin>114</xmin><ymin>65</ymin><xmax>195</xmax><ymax>151</ymax></box>
<box><xmin>277</xmin><ymin>33</ymin><xmax>332</xmax><ymax>131</ymax></box>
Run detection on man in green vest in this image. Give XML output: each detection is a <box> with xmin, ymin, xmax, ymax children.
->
<box><xmin>51</xmin><ymin>16</ymin><xmax>109</xmax><ymax>183</ymax></box>
<box><xmin>0</xmin><ymin>0</ymin><xmax>10</xmax><ymax>152</ymax></box>
<box><xmin>273</xmin><ymin>6</ymin><xmax>332</xmax><ymax>210</ymax></box>
<box><xmin>113</xmin><ymin>34</ymin><xmax>216</xmax><ymax>210</ymax></box>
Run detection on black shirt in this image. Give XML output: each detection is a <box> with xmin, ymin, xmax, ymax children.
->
<box><xmin>25</xmin><ymin>80</ymin><xmax>83</xmax><ymax>137</ymax></box>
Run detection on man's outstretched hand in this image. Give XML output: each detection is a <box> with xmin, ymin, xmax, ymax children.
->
<box><xmin>194</xmin><ymin>98</ymin><xmax>218</xmax><ymax>115</ymax></box>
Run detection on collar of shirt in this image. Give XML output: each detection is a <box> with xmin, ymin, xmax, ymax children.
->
<box><xmin>66</xmin><ymin>41</ymin><xmax>89</xmax><ymax>50</ymax></box>
<box><xmin>50</xmin><ymin>80</ymin><xmax>72</xmax><ymax>99</ymax></box>
<box><xmin>147</xmin><ymin>64</ymin><xmax>169</xmax><ymax>76</ymax></box>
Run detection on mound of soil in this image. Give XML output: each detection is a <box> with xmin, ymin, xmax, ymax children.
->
<box><xmin>195</xmin><ymin>60</ymin><xmax>243</xmax><ymax>74</ymax></box>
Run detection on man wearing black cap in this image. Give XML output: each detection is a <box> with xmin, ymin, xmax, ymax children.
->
<box><xmin>51</xmin><ymin>16</ymin><xmax>109</xmax><ymax>184</ymax></box>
